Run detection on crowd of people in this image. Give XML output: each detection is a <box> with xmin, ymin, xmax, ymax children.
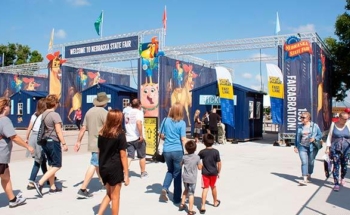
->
<box><xmin>0</xmin><ymin>92</ymin><xmax>222</xmax><ymax>215</ymax></box>
<box><xmin>2</xmin><ymin>90</ymin><xmax>350</xmax><ymax>214</ymax></box>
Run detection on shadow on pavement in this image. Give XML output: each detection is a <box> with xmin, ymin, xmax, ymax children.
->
<box><xmin>93</xmin><ymin>204</ymin><xmax>111</xmax><ymax>215</ymax></box>
<box><xmin>0</xmin><ymin>189</ymin><xmax>21</xmax><ymax>208</ymax></box>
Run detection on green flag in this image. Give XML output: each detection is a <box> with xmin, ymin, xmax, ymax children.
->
<box><xmin>94</xmin><ymin>12</ymin><xmax>103</xmax><ymax>36</ymax></box>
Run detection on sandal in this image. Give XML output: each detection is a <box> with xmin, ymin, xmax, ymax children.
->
<box><xmin>214</xmin><ymin>200</ymin><xmax>221</xmax><ymax>207</ymax></box>
<box><xmin>199</xmin><ymin>209</ymin><xmax>206</xmax><ymax>214</ymax></box>
<box><xmin>179</xmin><ymin>204</ymin><xmax>186</xmax><ymax>211</ymax></box>
<box><xmin>188</xmin><ymin>211</ymin><xmax>196</xmax><ymax>215</ymax></box>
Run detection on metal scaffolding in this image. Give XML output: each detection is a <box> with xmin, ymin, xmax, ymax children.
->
<box><xmin>0</xmin><ymin>31</ymin><xmax>329</xmax><ymax>77</ymax></box>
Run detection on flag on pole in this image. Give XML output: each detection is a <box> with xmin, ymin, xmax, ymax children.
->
<box><xmin>275</xmin><ymin>12</ymin><xmax>281</xmax><ymax>35</ymax></box>
<box><xmin>94</xmin><ymin>11</ymin><xmax>103</xmax><ymax>36</ymax></box>
<box><xmin>48</xmin><ymin>28</ymin><xmax>54</xmax><ymax>51</ymax></box>
<box><xmin>163</xmin><ymin>6</ymin><xmax>167</xmax><ymax>35</ymax></box>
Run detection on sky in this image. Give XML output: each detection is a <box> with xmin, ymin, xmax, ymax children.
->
<box><xmin>0</xmin><ymin>0</ymin><xmax>346</xmax><ymax>90</ymax></box>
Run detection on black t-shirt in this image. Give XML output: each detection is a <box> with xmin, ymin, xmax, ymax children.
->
<box><xmin>209</xmin><ymin>113</ymin><xmax>221</xmax><ymax>131</ymax></box>
<box><xmin>198</xmin><ymin>148</ymin><xmax>221</xmax><ymax>176</ymax></box>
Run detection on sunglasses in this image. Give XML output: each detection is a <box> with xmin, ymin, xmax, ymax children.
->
<box><xmin>300</xmin><ymin>117</ymin><xmax>306</xmax><ymax>119</ymax></box>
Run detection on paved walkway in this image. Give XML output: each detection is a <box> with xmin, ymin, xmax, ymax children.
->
<box><xmin>0</xmin><ymin>131</ymin><xmax>349</xmax><ymax>215</ymax></box>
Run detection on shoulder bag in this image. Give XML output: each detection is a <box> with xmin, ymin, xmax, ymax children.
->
<box><xmin>311</xmin><ymin>122</ymin><xmax>323</xmax><ymax>150</ymax></box>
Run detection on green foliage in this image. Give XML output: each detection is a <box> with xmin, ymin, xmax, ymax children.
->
<box><xmin>326</xmin><ymin>1</ymin><xmax>350</xmax><ymax>101</ymax></box>
<box><xmin>0</xmin><ymin>43</ymin><xmax>43</xmax><ymax>66</ymax></box>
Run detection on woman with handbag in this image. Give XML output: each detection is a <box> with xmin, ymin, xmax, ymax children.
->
<box><xmin>325</xmin><ymin>111</ymin><xmax>350</xmax><ymax>191</ymax></box>
<box><xmin>159</xmin><ymin>102</ymin><xmax>187</xmax><ymax>204</ymax></box>
<box><xmin>294</xmin><ymin>112</ymin><xmax>322</xmax><ymax>185</ymax></box>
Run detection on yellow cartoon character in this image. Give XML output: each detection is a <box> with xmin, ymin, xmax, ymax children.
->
<box><xmin>47</xmin><ymin>51</ymin><xmax>66</xmax><ymax>100</ymax></box>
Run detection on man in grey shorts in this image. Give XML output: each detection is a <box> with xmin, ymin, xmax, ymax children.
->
<box><xmin>124</xmin><ymin>98</ymin><xmax>148</xmax><ymax>178</ymax></box>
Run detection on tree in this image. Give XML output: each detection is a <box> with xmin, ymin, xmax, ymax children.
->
<box><xmin>0</xmin><ymin>43</ymin><xmax>43</xmax><ymax>67</ymax></box>
<box><xmin>326</xmin><ymin>0</ymin><xmax>350</xmax><ymax>101</ymax></box>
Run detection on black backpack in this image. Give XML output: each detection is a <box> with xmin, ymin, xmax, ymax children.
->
<box><xmin>37</xmin><ymin>112</ymin><xmax>53</xmax><ymax>146</ymax></box>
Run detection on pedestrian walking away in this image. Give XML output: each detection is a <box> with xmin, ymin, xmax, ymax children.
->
<box><xmin>74</xmin><ymin>92</ymin><xmax>109</xmax><ymax>199</ymax></box>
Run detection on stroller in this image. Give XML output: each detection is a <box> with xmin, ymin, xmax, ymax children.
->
<box><xmin>217</xmin><ymin>122</ymin><xmax>227</xmax><ymax>144</ymax></box>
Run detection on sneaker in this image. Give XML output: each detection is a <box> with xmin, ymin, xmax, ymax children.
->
<box><xmin>9</xmin><ymin>192</ymin><xmax>26</xmax><ymax>208</ymax></box>
<box><xmin>33</xmin><ymin>182</ymin><xmax>43</xmax><ymax>197</ymax></box>
<box><xmin>49</xmin><ymin>188</ymin><xmax>62</xmax><ymax>194</ymax></box>
<box><xmin>141</xmin><ymin>171</ymin><xmax>149</xmax><ymax>178</ymax></box>
<box><xmin>27</xmin><ymin>184</ymin><xmax>35</xmax><ymax>190</ymax></box>
<box><xmin>77</xmin><ymin>189</ymin><xmax>93</xmax><ymax>199</ymax></box>
<box><xmin>160</xmin><ymin>189</ymin><xmax>168</xmax><ymax>202</ymax></box>
<box><xmin>333</xmin><ymin>185</ymin><xmax>340</xmax><ymax>191</ymax></box>
<box><xmin>299</xmin><ymin>180</ymin><xmax>308</xmax><ymax>186</ymax></box>
<box><xmin>341</xmin><ymin>179</ymin><xmax>346</xmax><ymax>186</ymax></box>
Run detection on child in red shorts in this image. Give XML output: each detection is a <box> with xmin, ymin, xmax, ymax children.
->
<box><xmin>198</xmin><ymin>133</ymin><xmax>221</xmax><ymax>214</ymax></box>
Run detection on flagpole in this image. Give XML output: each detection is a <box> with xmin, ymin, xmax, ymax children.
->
<box><xmin>100</xmin><ymin>10</ymin><xmax>104</xmax><ymax>39</ymax></box>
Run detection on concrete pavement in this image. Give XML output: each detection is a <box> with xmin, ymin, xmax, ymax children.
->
<box><xmin>0</xmin><ymin>131</ymin><xmax>349</xmax><ymax>215</ymax></box>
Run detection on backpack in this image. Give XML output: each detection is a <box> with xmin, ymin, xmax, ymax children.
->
<box><xmin>37</xmin><ymin>112</ymin><xmax>53</xmax><ymax>146</ymax></box>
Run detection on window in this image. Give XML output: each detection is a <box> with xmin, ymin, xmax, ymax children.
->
<box><xmin>123</xmin><ymin>98</ymin><xmax>130</xmax><ymax>108</ymax></box>
<box><xmin>10</xmin><ymin>100</ymin><xmax>14</xmax><ymax>115</ymax></box>
<box><xmin>256</xmin><ymin>101</ymin><xmax>261</xmax><ymax>119</ymax></box>
<box><xmin>27</xmin><ymin>98</ymin><xmax>31</xmax><ymax>114</ymax></box>
<box><xmin>18</xmin><ymin>103</ymin><xmax>23</xmax><ymax>115</ymax></box>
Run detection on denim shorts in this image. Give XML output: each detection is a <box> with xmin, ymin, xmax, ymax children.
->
<box><xmin>90</xmin><ymin>152</ymin><xmax>99</xmax><ymax>166</ymax></box>
<box><xmin>42</xmin><ymin>139</ymin><xmax>62</xmax><ymax>168</ymax></box>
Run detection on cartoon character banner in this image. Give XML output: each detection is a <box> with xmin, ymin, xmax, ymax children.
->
<box><xmin>0</xmin><ymin>73</ymin><xmax>48</xmax><ymax>98</ymax></box>
<box><xmin>47</xmin><ymin>51</ymin><xmax>67</xmax><ymax>100</ymax></box>
<box><xmin>158</xmin><ymin>57</ymin><xmax>217</xmax><ymax>126</ymax></box>
<box><xmin>312</xmin><ymin>42</ymin><xmax>331</xmax><ymax>132</ymax></box>
<box><xmin>282</xmin><ymin>36</ymin><xmax>312</xmax><ymax>133</ymax></box>
<box><xmin>139</xmin><ymin>36</ymin><xmax>164</xmax><ymax>117</ymax></box>
<box><xmin>59</xmin><ymin>66</ymin><xmax>130</xmax><ymax>125</ymax></box>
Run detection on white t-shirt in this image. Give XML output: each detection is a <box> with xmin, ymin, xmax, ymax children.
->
<box><xmin>30</xmin><ymin>114</ymin><xmax>43</xmax><ymax>132</ymax></box>
<box><xmin>125</xmin><ymin>108</ymin><xmax>144</xmax><ymax>142</ymax></box>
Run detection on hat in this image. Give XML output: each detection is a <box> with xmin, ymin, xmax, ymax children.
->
<box><xmin>345</xmin><ymin>107</ymin><xmax>350</xmax><ymax>113</ymax></box>
<box><xmin>93</xmin><ymin>92</ymin><xmax>110</xmax><ymax>106</ymax></box>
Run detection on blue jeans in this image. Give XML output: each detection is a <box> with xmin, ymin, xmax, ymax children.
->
<box><xmin>162</xmin><ymin>151</ymin><xmax>183</xmax><ymax>203</ymax></box>
<box><xmin>298</xmin><ymin>145</ymin><xmax>317</xmax><ymax>176</ymax></box>
<box><xmin>29</xmin><ymin>151</ymin><xmax>48</xmax><ymax>182</ymax></box>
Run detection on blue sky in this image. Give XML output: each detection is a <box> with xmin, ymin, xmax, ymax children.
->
<box><xmin>0</xmin><ymin>0</ymin><xmax>346</xmax><ymax>90</ymax></box>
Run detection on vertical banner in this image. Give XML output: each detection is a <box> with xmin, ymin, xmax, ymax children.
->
<box><xmin>266</xmin><ymin>64</ymin><xmax>283</xmax><ymax>124</ymax></box>
<box><xmin>312</xmin><ymin>42</ymin><xmax>331</xmax><ymax>131</ymax></box>
<box><xmin>282</xmin><ymin>36</ymin><xmax>313</xmax><ymax>133</ymax></box>
<box><xmin>47</xmin><ymin>51</ymin><xmax>66</xmax><ymax>100</ymax></box>
<box><xmin>216</xmin><ymin>67</ymin><xmax>234</xmax><ymax>128</ymax></box>
<box><xmin>144</xmin><ymin>117</ymin><xmax>158</xmax><ymax>155</ymax></box>
<box><xmin>139</xmin><ymin>36</ymin><xmax>164</xmax><ymax>117</ymax></box>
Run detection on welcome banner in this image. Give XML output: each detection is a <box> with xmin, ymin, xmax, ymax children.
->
<box><xmin>216</xmin><ymin>67</ymin><xmax>234</xmax><ymax>128</ymax></box>
<box><xmin>266</xmin><ymin>64</ymin><xmax>283</xmax><ymax>124</ymax></box>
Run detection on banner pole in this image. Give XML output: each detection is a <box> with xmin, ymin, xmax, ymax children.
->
<box><xmin>100</xmin><ymin>10</ymin><xmax>104</xmax><ymax>39</ymax></box>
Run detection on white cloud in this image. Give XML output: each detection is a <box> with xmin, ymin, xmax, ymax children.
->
<box><xmin>55</xmin><ymin>29</ymin><xmax>67</xmax><ymax>39</ymax></box>
<box><xmin>66</xmin><ymin>0</ymin><xmax>90</xmax><ymax>6</ymax></box>
<box><xmin>241</xmin><ymin>73</ymin><xmax>252</xmax><ymax>79</ymax></box>
<box><xmin>251</xmin><ymin>53</ymin><xmax>274</xmax><ymax>58</ymax></box>
<box><xmin>289</xmin><ymin>24</ymin><xmax>316</xmax><ymax>33</ymax></box>
<box><xmin>250</xmin><ymin>85</ymin><xmax>262</xmax><ymax>91</ymax></box>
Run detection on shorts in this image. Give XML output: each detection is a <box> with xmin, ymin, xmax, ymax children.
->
<box><xmin>90</xmin><ymin>152</ymin><xmax>99</xmax><ymax>166</ymax></box>
<box><xmin>127</xmin><ymin>139</ymin><xmax>146</xmax><ymax>159</ymax></box>
<box><xmin>0</xmin><ymin>163</ymin><xmax>9</xmax><ymax>175</ymax></box>
<box><xmin>201</xmin><ymin>175</ymin><xmax>218</xmax><ymax>189</ymax></box>
<box><xmin>184</xmin><ymin>183</ymin><xmax>196</xmax><ymax>195</ymax></box>
<box><xmin>42</xmin><ymin>139</ymin><xmax>62</xmax><ymax>168</ymax></box>
<box><xmin>194</xmin><ymin>128</ymin><xmax>201</xmax><ymax>134</ymax></box>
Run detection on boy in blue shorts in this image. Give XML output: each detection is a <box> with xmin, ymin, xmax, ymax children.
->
<box><xmin>179</xmin><ymin>140</ymin><xmax>202</xmax><ymax>215</ymax></box>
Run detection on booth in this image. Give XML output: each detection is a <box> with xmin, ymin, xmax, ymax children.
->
<box><xmin>81</xmin><ymin>83</ymin><xmax>137</xmax><ymax>117</ymax></box>
<box><xmin>191</xmin><ymin>81</ymin><xmax>264</xmax><ymax>141</ymax></box>
<box><xmin>9</xmin><ymin>90</ymin><xmax>48</xmax><ymax>128</ymax></box>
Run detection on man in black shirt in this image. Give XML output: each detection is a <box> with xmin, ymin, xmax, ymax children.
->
<box><xmin>209</xmin><ymin>108</ymin><xmax>221</xmax><ymax>144</ymax></box>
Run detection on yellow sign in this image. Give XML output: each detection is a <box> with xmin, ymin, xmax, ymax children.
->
<box><xmin>217</xmin><ymin>79</ymin><xmax>234</xmax><ymax>100</ymax></box>
<box><xmin>144</xmin><ymin>117</ymin><xmax>158</xmax><ymax>155</ymax></box>
<box><xmin>268</xmin><ymin>76</ymin><xmax>284</xmax><ymax>99</ymax></box>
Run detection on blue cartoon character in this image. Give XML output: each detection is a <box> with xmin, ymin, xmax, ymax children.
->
<box><xmin>140</xmin><ymin>36</ymin><xmax>160</xmax><ymax>85</ymax></box>
<box><xmin>173</xmin><ymin>61</ymin><xmax>184</xmax><ymax>89</ymax></box>
<box><xmin>11</xmin><ymin>74</ymin><xmax>23</xmax><ymax>92</ymax></box>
